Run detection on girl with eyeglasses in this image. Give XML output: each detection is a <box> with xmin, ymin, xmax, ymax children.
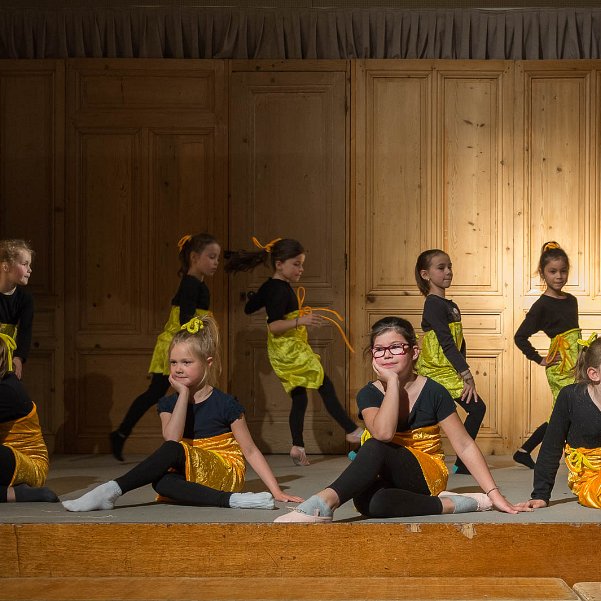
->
<box><xmin>274</xmin><ymin>317</ymin><xmax>527</xmax><ymax>522</ymax></box>
<box><xmin>414</xmin><ymin>249</ymin><xmax>486</xmax><ymax>475</ymax></box>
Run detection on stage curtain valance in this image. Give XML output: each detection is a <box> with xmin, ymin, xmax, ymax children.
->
<box><xmin>1</xmin><ymin>7</ymin><xmax>601</xmax><ymax>60</ymax></box>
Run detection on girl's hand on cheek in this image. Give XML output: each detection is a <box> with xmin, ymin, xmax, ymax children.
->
<box><xmin>169</xmin><ymin>374</ymin><xmax>187</xmax><ymax>394</ymax></box>
<box><xmin>372</xmin><ymin>359</ymin><xmax>397</xmax><ymax>384</ymax></box>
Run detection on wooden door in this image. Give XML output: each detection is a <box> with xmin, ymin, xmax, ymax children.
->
<box><xmin>229</xmin><ymin>61</ymin><xmax>350</xmax><ymax>454</ymax></box>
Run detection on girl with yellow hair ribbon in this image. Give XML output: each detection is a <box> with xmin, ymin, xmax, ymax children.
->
<box><xmin>0</xmin><ymin>334</ymin><xmax>58</xmax><ymax>504</ymax></box>
<box><xmin>517</xmin><ymin>335</ymin><xmax>601</xmax><ymax>510</ymax></box>
<box><xmin>111</xmin><ymin>233</ymin><xmax>221</xmax><ymax>462</ymax></box>
<box><xmin>513</xmin><ymin>242</ymin><xmax>580</xmax><ymax>469</ymax></box>
<box><xmin>0</xmin><ymin>238</ymin><xmax>35</xmax><ymax>380</ymax></box>
<box><xmin>226</xmin><ymin>237</ymin><xmax>363</xmax><ymax>466</ymax></box>
<box><xmin>63</xmin><ymin>315</ymin><xmax>302</xmax><ymax>512</ymax></box>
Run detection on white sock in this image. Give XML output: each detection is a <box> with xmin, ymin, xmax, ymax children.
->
<box><xmin>62</xmin><ymin>480</ymin><xmax>122</xmax><ymax>512</ymax></box>
<box><xmin>229</xmin><ymin>492</ymin><xmax>275</xmax><ymax>510</ymax></box>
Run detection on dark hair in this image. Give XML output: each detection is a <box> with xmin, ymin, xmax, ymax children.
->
<box><xmin>574</xmin><ymin>336</ymin><xmax>601</xmax><ymax>385</ymax></box>
<box><xmin>414</xmin><ymin>249</ymin><xmax>448</xmax><ymax>297</ymax></box>
<box><xmin>365</xmin><ymin>316</ymin><xmax>418</xmax><ymax>357</ymax></box>
<box><xmin>169</xmin><ymin>314</ymin><xmax>221</xmax><ymax>388</ymax></box>
<box><xmin>178</xmin><ymin>233</ymin><xmax>219</xmax><ymax>277</ymax></box>
<box><xmin>538</xmin><ymin>241</ymin><xmax>569</xmax><ymax>279</ymax></box>
<box><xmin>225</xmin><ymin>238</ymin><xmax>305</xmax><ymax>273</ymax></box>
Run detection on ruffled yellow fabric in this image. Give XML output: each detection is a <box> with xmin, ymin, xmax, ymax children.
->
<box><xmin>267</xmin><ymin>310</ymin><xmax>324</xmax><ymax>393</ymax></box>
<box><xmin>148</xmin><ymin>307</ymin><xmax>212</xmax><ymax>375</ymax></box>
<box><xmin>0</xmin><ymin>403</ymin><xmax>49</xmax><ymax>488</ymax></box>
<box><xmin>416</xmin><ymin>322</ymin><xmax>464</xmax><ymax>399</ymax></box>
<box><xmin>545</xmin><ymin>328</ymin><xmax>580</xmax><ymax>404</ymax></box>
<box><xmin>361</xmin><ymin>425</ymin><xmax>448</xmax><ymax>495</ymax></box>
<box><xmin>0</xmin><ymin>323</ymin><xmax>17</xmax><ymax>371</ymax></box>
<box><xmin>564</xmin><ymin>444</ymin><xmax>601</xmax><ymax>509</ymax></box>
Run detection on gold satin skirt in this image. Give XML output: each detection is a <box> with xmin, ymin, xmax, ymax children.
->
<box><xmin>0</xmin><ymin>403</ymin><xmax>49</xmax><ymax>488</ymax></box>
<box><xmin>148</xmin><ymin>307</ymin><xmax>211</xmax><ymax>375</ymax></box>
<box><xmin>267</xmin><ymin>310</ymin><xmax>324</xmax><ymax>394</ymax></box>
<box><xmin>565</xmin><ymin>444</ymin><xmax>601</xmax><ymax>509</ymax></box>
<box><xmin>416</xmin><ymin>322</ymin><xmax>465</xmax><ymax>399</ymax></box>
<box><xmin>545</xmin><ymin>328</ymin><xmax>580</xmax><ymax>405</ymax></box>
<box><xmin>361</xmin><ymin>425</ymin><xmax>448</xmax><ymax>496</ymax></box>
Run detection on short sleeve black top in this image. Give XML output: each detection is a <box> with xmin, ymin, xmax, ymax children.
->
<box><xmin>244</xmin><ymin>278</ymin><xmax>298</xmax><ymax>323</ymax></box>
<box><xmin>356</xmin><ymin>377</ymin><xmax>456</xmax><ymax>433</ymax></box>
<box><xmin>514</xmin><ymin>294</ymin><xmax>579</xmax><ymax>364</ymax></box>
<box><xmin>157</xmin><ymin>387</ymin><xmax>245</xmax><ymax>439</ymax></box>
<box><xmin>531</xmin><ymin>383</ymin><xmax>601</xmax><ymax>503</ymax></box>
<box><xmin>0</xmin><ymin>373</ymin><xmax>33</xmax><ymax>423</ymax></box>
<box><xmin>171</xmin><ymin>275</ymin><xmax>210</xmax><ymax>325</ymax></box>
<box><xmin>420</xmin><ymin>294</ymin><xmax>469</xmax><ymax>373</ymax></box>
<box><xmin>0</xmin><ymin>287</ymin><xmax>34</xmax><ymax>362</ymax></box>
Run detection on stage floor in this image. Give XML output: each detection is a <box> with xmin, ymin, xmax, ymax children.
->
<box><xmin>2</xmin><ymin>453</ymin><xmax>600</xmax><ymax>525</ymax></box>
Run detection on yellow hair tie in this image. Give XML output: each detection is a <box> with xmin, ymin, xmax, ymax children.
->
<box><xmin>543</xmin><ymin>242</ymin><xmax>561</xmax><ymax>251</ymax></box>
<box><xmin>0</xmin><ymin>332</ymin><xmax>17</xmax><ymax>372</ymax></box>
<box><xmin>177</xmin><ymin>234</ymin><xmax>192</xmax><ymax>252</ymax></box>
<box><xmin>577</xmin><ymin>332</ymin><xmax>598</xmax><ymax>348</ymax></box>
<box><xmin>181</xmin><ymin>317</ymin><xmax>204</xmax><ymax>334</ymax></box>
<box><xmin>252</xmin><ymin>236</ymin><xmax>283</xmax><ymax>254</ymax></box>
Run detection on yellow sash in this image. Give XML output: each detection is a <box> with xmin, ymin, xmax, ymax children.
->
<box><xmin>416</xmin><ymin>322</ymin><xmax>465</xmax><ymax>399</ymax></box>
<box><xmin>0</xmin><ymin>324</ymin><xmax>17</xmax><ymax>371</ymax></box>
<box><xmin>0</xmin><ymin>403</ymin><xmax>49</xmax><ymax>488</ymax></box>
<box><xmin>545</xmin><ymin>328</ymin><xmax>580</xmax><ymax>404</ymax></box>
<box><xmin>564</xmin><ymin>444</ymin><xmax>601</xmax><ymax>509</ymax></box>
<box><xmin>148</xmin><ymin>307</ymin><xmax>212</xmax><ymax>375</ymax></box>
<box><xmin>361</xmin><ymin>425</ymin><xmax>448</xmax><ymax>495</ymax></box>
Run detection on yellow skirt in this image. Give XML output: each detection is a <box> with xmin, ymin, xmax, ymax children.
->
<box><xmin>565</xmin><ymin>444</ymin><xmax>601</xmax><ymax>509</ymax></box>
<box><xmin>267</xmin><ymin>310</ymin><xmax>324</xmax><ymax>394</ymax></box>
<box><xmin>416</xmin><ymin>322</ymin><xmax>465</xmax><ymax>399</ymax></box>
<box><xmin>545</xmin><ymin>328</ymin><xmax>580</xmax><ymax>405</ymax></box>
<box><xmin>0</xmin><ymin>403</ymin><xmax>49</xmax><ymax>488</ymax></box>
<box><xmin>361</xmin><ymin>425</ymin><xmax>448</xmax><ymax>496</ymax></box>
<box><xmin>148</xmin><ymin>307</ymin><xmax>211</xmax><ymax>375</ymax></box>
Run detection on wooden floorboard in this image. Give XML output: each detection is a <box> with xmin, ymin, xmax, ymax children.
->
<box><xmin>0</xmin><ymin>577</ymin><xmax>579</xmax><ymax>601</ymax></box>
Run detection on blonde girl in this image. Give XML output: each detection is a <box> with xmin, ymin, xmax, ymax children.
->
<box><xmin>64</xmin><ymin>315</ymin><xmax>301</xmax><ymax>512</ymax></box>
<box><xmin>226</xmin><ymin>237</ymin><xmax>362</xmax><ymax>466</ymax></box>
<box><xmin>111</xmin><ymin>233</ymin><xmax>221</xmax><ymax>461</ymax></box>
<box><xmin>0</xmin><ymin>239</ymin><xmax>34</xmax><ymax>380</ymax></box>
<box><xmin>513</xmin><ymin>242</ymin><xmax>580</xmax><ymax>469</ymax></box>
<box><xmin>414</xmin><ymin>250</ymin><xmax>486</xmax><ymax>475</ymax></box>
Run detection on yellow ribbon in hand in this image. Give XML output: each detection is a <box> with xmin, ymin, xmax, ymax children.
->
<box><xmin>577</xmin><ymin>332</ymin><xmax>598</xmax><ymax>349</ymax></box>
<box><xmin>252</xmin><ymin>236</ymin><xmax>283</xmax><ymax>254</ymax></box>
<box><xmin>546</xmin><ymin>333</ymin><xmax>575</xmax><ymax>373</ymax></box>
<box><xmin>181</xmin><ymin>317</ymin><xmax>204</xmax><ymax>334</ymax></box>
<box><xmin>295</xmin><ymin>287</ymin><xmax>354</xmax><ymax>353</ymax></box>
<box><xmin>0</xmin><ymin>332</ymin><xmax>17</xmax><ymax>372</ymax></box>
<box><xmin>177</xmin><ymin>234</ymin><xmax>192</xmax><ymax>252</ymax></box>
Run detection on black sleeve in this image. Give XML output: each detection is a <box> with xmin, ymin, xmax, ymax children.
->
<box><xmin>356</xmin><ymin>383</ymin><xmax>383</xmax><ymax>419</ymax></box>
<box><xmin>264</xmin><ymin>284</ymin><xmax>292</xmax><ymax>323</ymax></box>
<box><xmin>244</xmin><ymin>290</ymin><xmax>264</xmax><ymax>315</ymax></box>
<box><xmin>0</xmin><ymin>377</ymin><xmax>33</xmax><ymax>422</ymax></box>
<box><xmin>423</xmin><ymin>297</ymin><xmax>469</xmax><ymax>373</ymax></box>
<box><xmin>14</xmin><ymin>290</ymin><xmax>33</xmax><ymax>362</ymax></box>
<box><xmin>531</xmin><ymin>388</ymin><xmax>572</xmax><ymax>503</ymax></box>
<box><xmin>176</xmin><ymin>277</ymin><xmax>206</xmax><ymax>325</ymax></box>
<box><xmin>514</xmin><ymin>300</ymin><xmax>545</xmax><ymax>364</ymax></box>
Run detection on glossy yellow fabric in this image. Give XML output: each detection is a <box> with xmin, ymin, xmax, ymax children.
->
<box><xmin>361</xmin><ymin>425</ymin><xmax>448</xmax><ymax>495</ymax></box>
<box><xmin>0</xmin><ymin>324</ymin><xmax>17</xmax><ymax>371</ymax></box>
<box><xmin>416</xmin><ymin>322</ymin><xmax>464</xmax><ymax>399</ymax></box>
<box><xmin>181</xmin><ymin>431</ymin><xmax>246</xmax><ymax>492</ymax></box>
<box><xmin>148</xmin><ymin>307</ymin><xmax>212</xmax><ymax>375</ymax></box>
<box><xmin>0</xmin><ymin>403</ymin><xmax>49</xmax><ymax>487</ymax></box>
<box><xmin>267</xmin><ymin>310</ymin><xmax>324</xmax><ymax>393</ymax></box>
<box><xmin>545</xmin><ymin>328</ymin><xmax>580</xmax><ymax>404</ymax></box>
<box><xmin>564</xmin><ymin>444</ymin><xmax>601</xmax><ymax>509</ymax></box>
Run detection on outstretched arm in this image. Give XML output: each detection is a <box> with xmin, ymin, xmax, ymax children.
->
<box><xmin>231</xmin><ymin>416</ymin><xmax>303</xmax><ymax>503</ymax></box>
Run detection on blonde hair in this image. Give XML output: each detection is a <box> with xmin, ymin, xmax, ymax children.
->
<box><xmin>168</xmin><ymin>315</ymin><xmax>221</xmax><ymax>387</ymax></box>
<box><xmin>574</xmin><ymin>336</ymin><xmax>601</xmax><ymax>384</ymax></box>
<box><xmin>0</xmin><ymin>239</ymin><xmax>35</xmax><ymax>265</ymax></box>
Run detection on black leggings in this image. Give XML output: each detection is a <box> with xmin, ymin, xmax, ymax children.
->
<box><xmin>116</xmin><ymin>373</ymin><xmax>171</xmax><ymax>437</ymax></box>
<box><xmin>0</xmin><ymin>445</ymin><xmax>16</xmax><ymax>502</ymax></box>
<box><xmin>328</xmin><ymin>438</ymin><xmax>443</xmax><ymax>518</ymax></box>
<box><xmin>115</xmin><ymin>440</ymin><xmax>232</xmax><ymax>508</ymax></box>
<box><xmin>289</xmin><ymin>375</ymin><xmax>357</xmax><ymax>447</ymax></box>
<box><xmin>521</xmin><ymin>422</ymin><xmax>548</xmax><ymax>453</ymax></box>
<box><xmin>453</xmin><ymin>394</ymin><xmax>486</xmax><ymax>471</ymax></box>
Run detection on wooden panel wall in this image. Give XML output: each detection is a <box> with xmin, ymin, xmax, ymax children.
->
<box><xmin>65</xmin><ymin>60</ymin><xmax>227</xmax><ymax>453</ymax></box>
<box><xmin>0</xmin><ymin>61</ymin><xmax>64</xmax><ymax>452</ymax></box>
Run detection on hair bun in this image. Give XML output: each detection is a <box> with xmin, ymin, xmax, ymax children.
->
<box><xmin>543</xmin><ymin>241</ymin><xmax>561</xmax><ymax>251</ymax></box>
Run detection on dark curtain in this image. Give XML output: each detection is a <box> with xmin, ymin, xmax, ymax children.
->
<box><xmin>1</xmin><ymin>7</ymin><xmax>601</xmax><ymax>60</ymax></box>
